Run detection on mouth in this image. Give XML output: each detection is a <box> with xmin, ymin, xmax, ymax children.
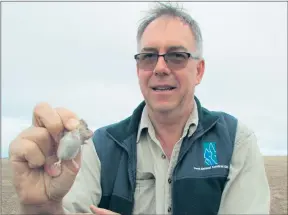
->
<box><xmin>151</xmin><ymin>85</ymin><xmax>177</xmax><ymax>92</ymax></box>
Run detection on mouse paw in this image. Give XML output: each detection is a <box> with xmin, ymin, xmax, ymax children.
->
<box><xmin>52</xmin><ymin>160</ymin><xmax>62</xmax><ymax>168</ymax></box>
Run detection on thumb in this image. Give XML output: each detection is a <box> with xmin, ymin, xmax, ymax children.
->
<box><xmin>90</xmin><ymin>205</ymin><xmax>120</xmax><ymax>215</ymax></box>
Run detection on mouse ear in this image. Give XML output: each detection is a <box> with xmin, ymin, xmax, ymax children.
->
<box><xmin>79</xmin><ymin>119</ymin><xmax>88</xmax><ymax>127</ymax></box>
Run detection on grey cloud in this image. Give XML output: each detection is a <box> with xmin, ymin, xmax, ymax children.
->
<box><xmin>2</xmin><ymin>2</ymin><xmax>287</xmax><ymax>156</ymax></box>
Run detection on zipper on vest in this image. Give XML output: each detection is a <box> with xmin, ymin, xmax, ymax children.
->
<box><xmin>105</xmin><ymin>131</ymin><xmax>136</xmax><ymax>212</ymax></box>
<box><xmin>171</xmin><ymin>119</ymin><xmax>219</xmax><ymax>215</ymax></box>
<box><xmin>174</xmin><ymin>119</ymin><xmax>219</xmax><ymax>173</ymax></box>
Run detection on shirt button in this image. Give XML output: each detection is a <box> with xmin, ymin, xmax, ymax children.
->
<box><xmin>161</xmin><ymin>153</ymin><xmax>166</xmax><ymax>159</ymax></box>
<box><xmin>168</xmin><ymin>178</ymin><xmax>172</xmax><ymax>184</ymax></box>
<box><xmin>168</xmin><ymin>206</ymin><xmax>172</xmax><ymax>212</ymax></box>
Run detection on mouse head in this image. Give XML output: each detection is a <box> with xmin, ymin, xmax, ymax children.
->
<box><xmin>76</xmin><ymin>119</ymin><xmax>94</xmax><ymax>142</ymax></box>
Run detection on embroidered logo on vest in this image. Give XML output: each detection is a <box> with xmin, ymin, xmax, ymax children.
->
<box><xmin>193</xmin><ymin>142</ymin><xmax>228</xmax><ymax>171</ymax></box>
<box><xmin>203</xmin><ymin>142</ymin><xmax>218</xmax><ymax>166</ymax></box>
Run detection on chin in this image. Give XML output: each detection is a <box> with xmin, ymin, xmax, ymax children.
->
<box><xmin>148</xmin><ymin>100</ymin><xmax>178</xmax><ymax>113</ymax></box>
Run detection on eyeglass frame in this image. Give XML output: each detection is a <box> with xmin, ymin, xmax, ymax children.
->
<box><xmin>134</xmin><ymin>51</ymin><xmax>201</xmax><ymax>70</ymax></box>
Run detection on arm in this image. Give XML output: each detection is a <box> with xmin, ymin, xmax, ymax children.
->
<box><xmin>62</xmin><ymin>138</ymin><xmax>102</xmax><ymax>213</ymax></box>
<box><xmin>218</xmin><ymin>121</ymin><xmax>270</xmax><ymax>214</ymax></box>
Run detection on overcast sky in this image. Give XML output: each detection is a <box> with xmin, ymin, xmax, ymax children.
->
<box><xmin>2</xmin><ymin>2</ymin><xmax>287</xmax><ymax>158</ymax></box>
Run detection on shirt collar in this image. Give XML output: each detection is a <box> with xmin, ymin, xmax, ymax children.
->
<box><xmin>136</xmin><ymin>98</ymin><xmax>199</xmax><ymax>143</ymax></box>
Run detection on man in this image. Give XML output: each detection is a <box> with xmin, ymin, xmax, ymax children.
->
<box><xmin>9</xmin><ymin>2</ymin><xmax>270</xmax><ymax>215</ymax></box>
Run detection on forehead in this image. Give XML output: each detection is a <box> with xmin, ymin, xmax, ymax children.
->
<box><xmin>140</xmin><ymin>16</ymin><xmax>196</xmax><ymax>52</ymax></box>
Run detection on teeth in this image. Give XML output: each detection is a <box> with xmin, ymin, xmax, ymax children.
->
<box><xmin>158</xmin><ymin>87</ymin><xmax>170</xmax><ymax>90</ymax></box>
<box><xmin>153</xmin><ymin>87</ymin><xmax>174</xmax><ymax>91</ymax></box>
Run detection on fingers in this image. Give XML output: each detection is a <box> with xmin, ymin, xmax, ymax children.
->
<box><xmin>44</xmin><ymin>155</ymin><xmax>62</xmax><ymax>177</ymax></box>
<box><xmin>45</xmin><ymin>158</ymin><xmax>82</xmax><ymax>201</ymax></box>
<box><xmin>18</xmin><ymin>126</ymin><xmax>56</xmax><ymax>157</ymax></box>
<box><xmin>90</xmin><ymin>205</ymin><xmax>120</xmax><ymax>215</ymax></box>
<box><xmin>32</xmin><ymin>102</ymin><xmax>63</xmax><ymax>142</ymax></box>
<box><xmin>9</xmin><ymin>127</ymin><xmax>55</xmax><ymax>174</ymax></box>
<box><xmin>10</xmin><ymin>102</ymin><xmax>82</xmax><ymax>176</ymax></box>
<box><xmin>55</xmin><ymin>107</ymin><xmax>80</xmax><ymax>130</ymax></box>
<box><xmin>32</xmin><ymin>102</ymin><xmax>79</xmax><ymax>142</ymax></box>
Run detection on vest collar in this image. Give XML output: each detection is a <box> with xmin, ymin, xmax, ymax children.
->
<box><xmin>106</xmin><ymin>96</ymin><xmax>219</xmax><ymax>145</ymax></box>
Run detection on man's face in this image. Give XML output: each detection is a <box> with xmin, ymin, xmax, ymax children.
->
<box><xmin>136</xmin><ymin>16</ymin><xmax>205</xmax><ymax>113</ymax></box>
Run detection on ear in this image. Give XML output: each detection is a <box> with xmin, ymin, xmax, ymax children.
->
<box><xmin>136</xmin><ymin>63</ymin><xmax>140</xmax><ymax>77</ymax></box>
<box><xmin>79</xmin><ymin>119</ymin><xmax>88</xmax><ymax>127</ymax></box>
<box><xmin>195</xmin><ymin>59</ymin><xmax>205</xmax><ymax>85</ymax></box>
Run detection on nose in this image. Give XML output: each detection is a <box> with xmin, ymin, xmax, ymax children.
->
<box><xmin>88</xmin><ymin>129</ymin><xmax>94</xmax><ymax>137</ymax></box>
<box><xmin>153</xmin><ymin>55</ymin><xmax>171</xmax><ymax>76</ymax></box>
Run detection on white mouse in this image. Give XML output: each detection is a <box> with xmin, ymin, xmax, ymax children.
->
<box><xmin>52</xmin><ymin>119</ymin><xmax>93</xmax><ymax>170</ymax></box>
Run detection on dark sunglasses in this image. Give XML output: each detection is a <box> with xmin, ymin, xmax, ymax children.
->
<box><xmin>134</xmin><ymin>52</ymin><xmax>200</xmax><ymax>70</ymax></box>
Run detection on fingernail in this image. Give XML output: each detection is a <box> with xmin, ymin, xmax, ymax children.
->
<box><xmin>44</xmin><ymin>163</ymin><xmax>61</xmax><ymax>177</ymax></box>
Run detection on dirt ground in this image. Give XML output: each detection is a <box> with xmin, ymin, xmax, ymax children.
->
<box><xmin>1</xmin><ymin>156</ymin><xmax>287</xmax><ymax>214</ymax></box>
<box><xmin>264</xmin><ymin>156</ymin><xmax>287</xmax><ymax>214</ymax></box>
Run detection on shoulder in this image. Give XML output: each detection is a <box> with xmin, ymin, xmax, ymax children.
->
<box><xmin>234</xmin><ymin>120</ymin><xmax>257</xmax><ymax>150</ymax></box>
<box><xmin>203</xmin><ymin>106</ymin><xmax>256</xmax><ymax>148</ymax></box>
<box><xmin>202</xmin><ymin>107</ymin><xmax>239</xmax><ymax>144</ymax></box>
<box><xmin>224</xmin><ymin>117</ymin><xmax>260</xmax><ymax>166</ymax></box>
<box><xmin>202</xmin><ymin>106</ymin><xmax>238</xmax><ymax>128</ymax></box>
<box><xmin>92</xmin><ymin>124</ymin><xmax>116</xmax><ymax>148</ymax></box>
<box><xmin>91</xmin><ymin>117</ymin><xmax>132</xmax><ymax>158</ymax></box>
<box><xmin>215</xmin><ymin>110</ymin><xmax>257</xmax><ymax>147</ymax></box>
<box><xmin>210</xmin><ymin>110</ymin><xmax>261</xmax><ymax>168</ymax></box>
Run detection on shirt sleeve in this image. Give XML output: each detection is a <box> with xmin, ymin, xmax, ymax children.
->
<box><xmin>218</xmin><ymin>120</ymin><xmax>271</xmax><ymax>214</ymax></box>
<box><xmin>62</xmin><ymin>138</ymin><xmax>102</xmax><ymax>213</ymax></box>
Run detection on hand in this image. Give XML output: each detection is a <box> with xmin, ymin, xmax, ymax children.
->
<box><xmin>62</xmin><ymin>206</ymin><xmax>119</xmax><ymax>215</ymax></box>
<box><xmin>9</xmin><ymin>102</ymin><xmax>83</xmax><ymax>213</ymax></box>
<box><xmin>90</xmin><ymin>205</ymin><xmax>120</xmax><ymax>215</ymax></box>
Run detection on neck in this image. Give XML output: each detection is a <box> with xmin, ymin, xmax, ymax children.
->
<box><xmin>147</xmin><ymin>100</ymin><xmax>194</xmax><ymax>145</ymax></box>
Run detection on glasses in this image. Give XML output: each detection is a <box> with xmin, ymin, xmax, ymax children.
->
<box><xmin>134</xmin><ymin>52</ymin><xmax>200</xmax><ymax>71</ymax></box>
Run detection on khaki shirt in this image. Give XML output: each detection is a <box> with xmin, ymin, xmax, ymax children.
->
<box><xmin>63</xmin><ymin>100</ymin><xmax>271</xmax><ymax>214</ymax></box>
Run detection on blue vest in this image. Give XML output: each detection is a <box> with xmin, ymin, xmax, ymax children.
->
<box><xmin>93</xmin><ymin>96</ymin><xmax>238</xmax><ymax>215</ymax></box>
